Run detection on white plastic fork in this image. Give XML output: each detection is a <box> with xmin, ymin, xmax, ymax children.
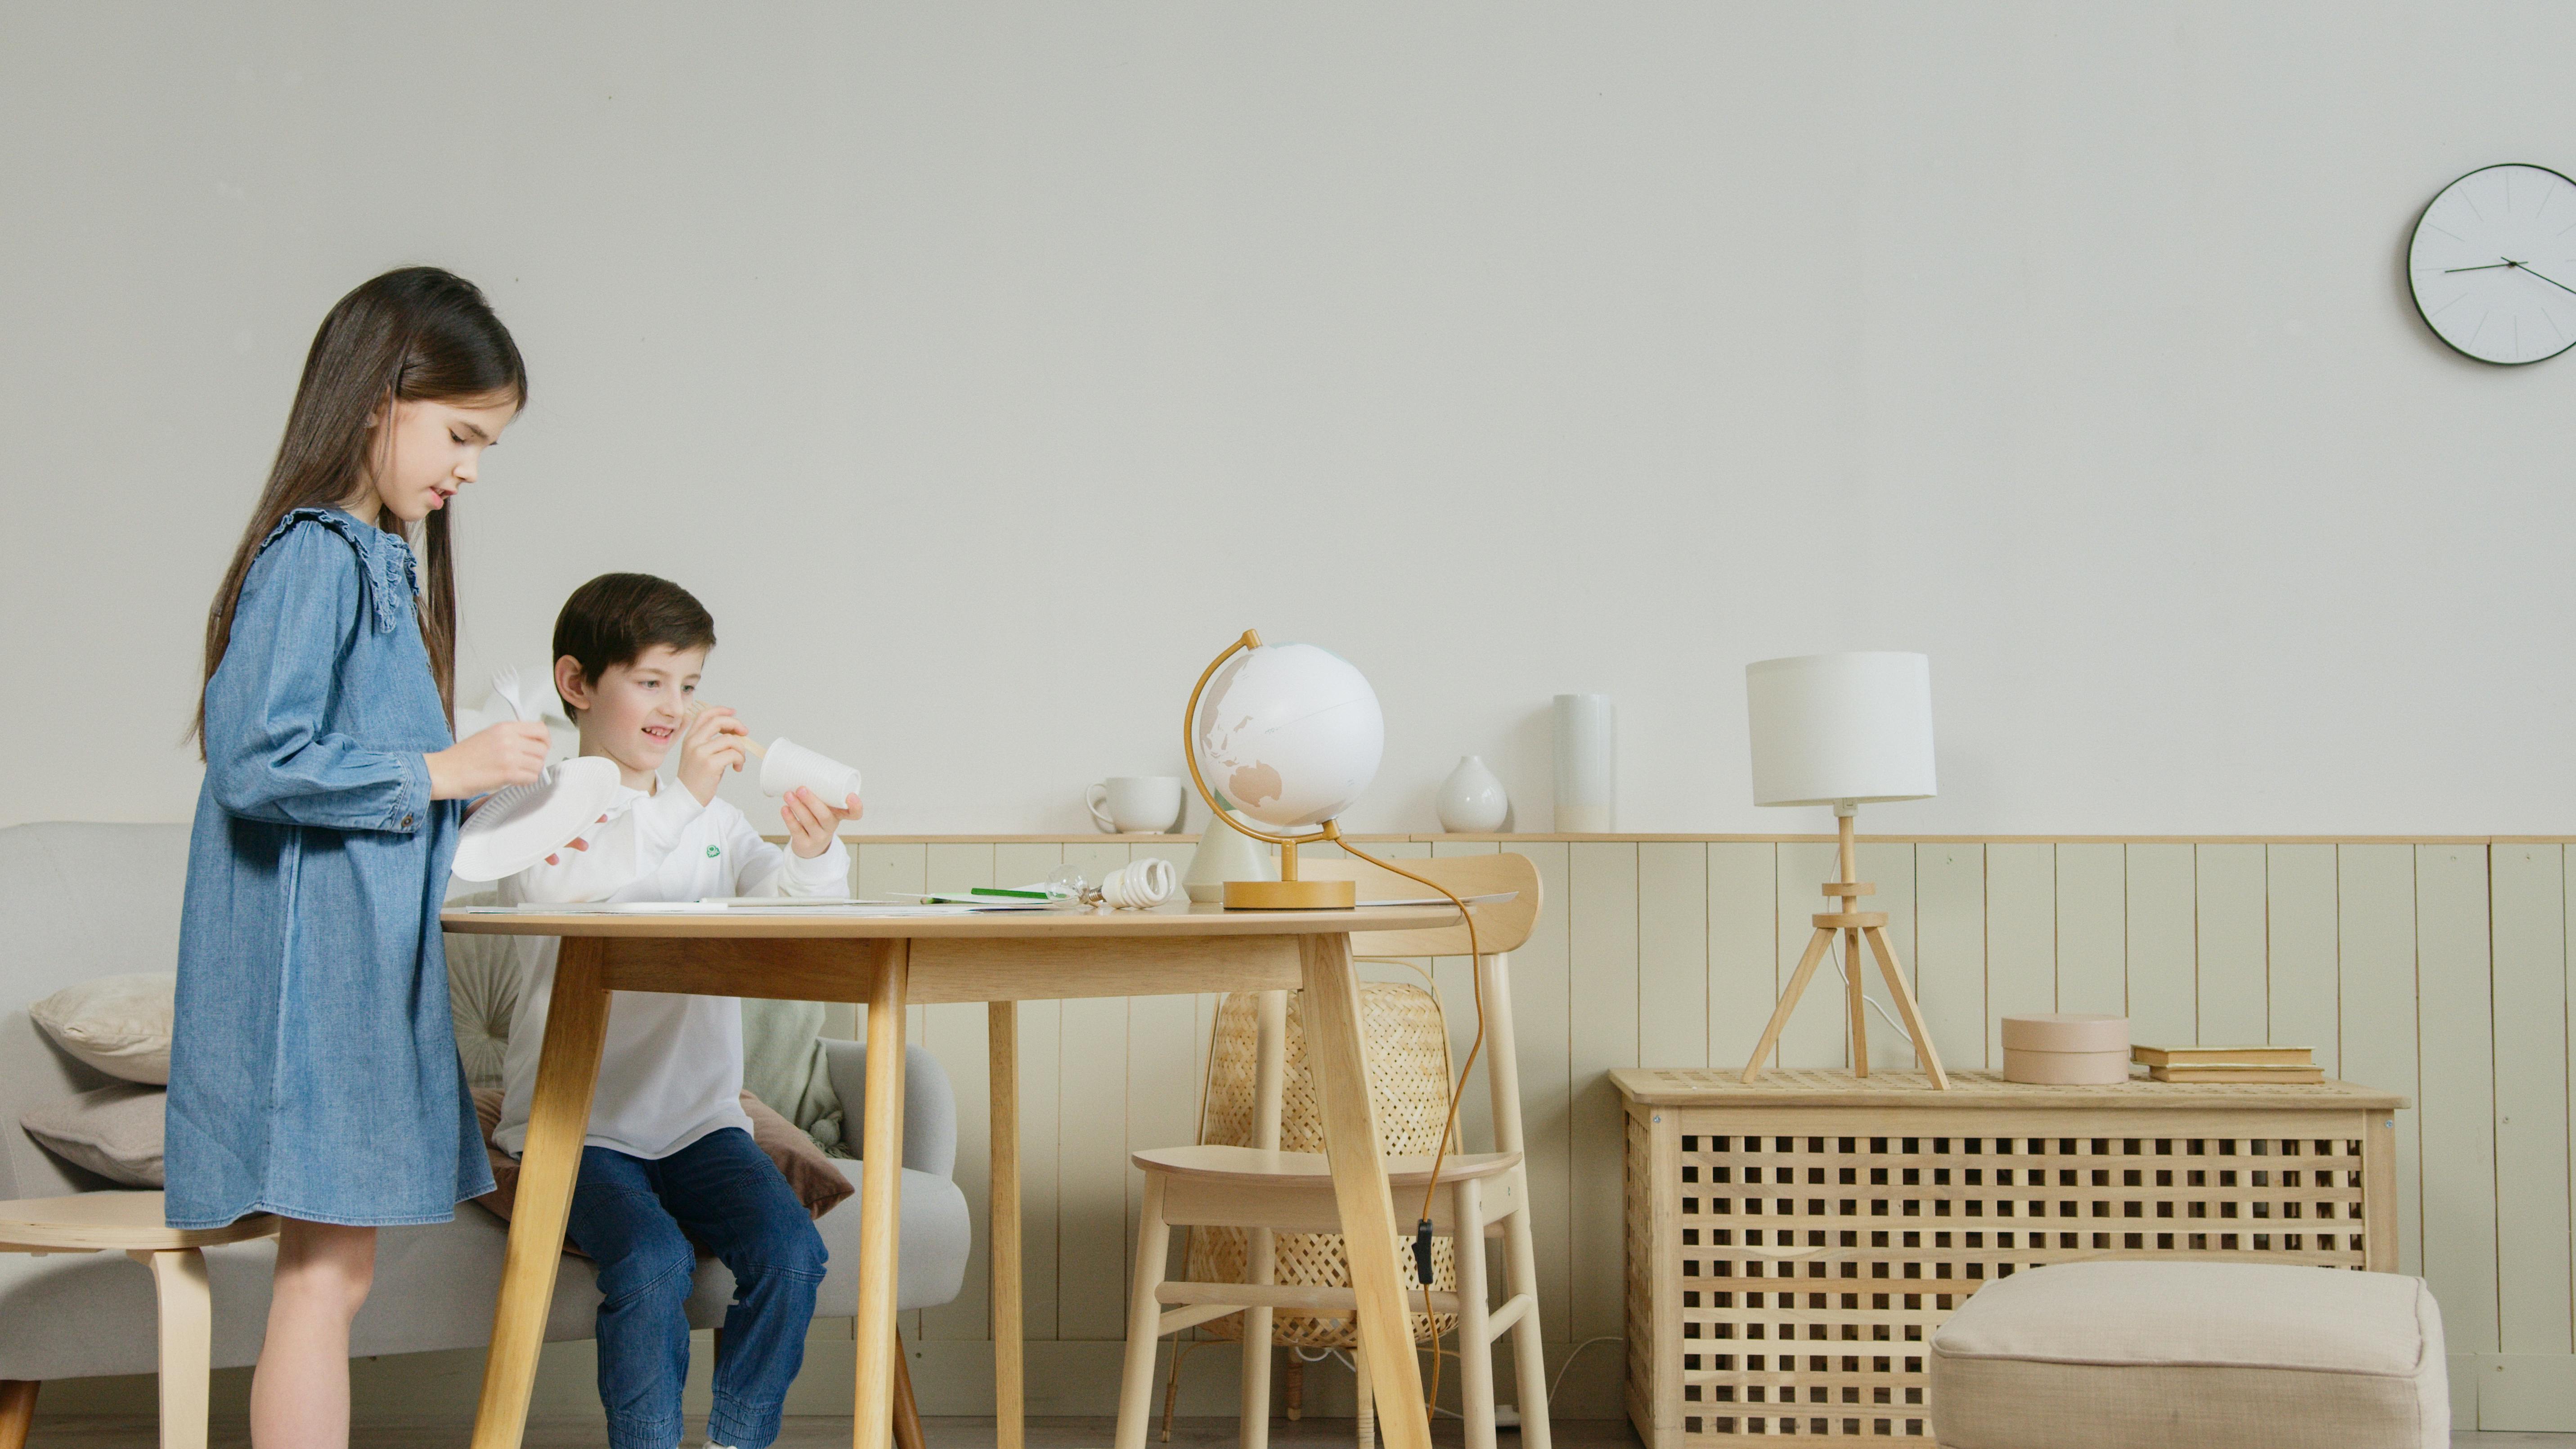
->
<box><xmin>489</xmin><ymin>664</ymin><xmax>531</xmax><ymax>723</ymax></box>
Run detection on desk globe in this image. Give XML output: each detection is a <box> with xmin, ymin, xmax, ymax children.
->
<box><xmin>1184</xmin><ymin>630</ymin><xmax>1385</xmax><ymax>908</ymax></box>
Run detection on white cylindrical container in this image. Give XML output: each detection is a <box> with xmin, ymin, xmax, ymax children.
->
<box><xmin>1552</xmin><ymin>693</ymin><xmax>1616</xmax><ymax>832</ymax></box>
<box><xmin>760</xmin><ymin>737</ymin><xmax>863</xmax><ymax>806</ymax></box>
<box><xmin>1999</xmin><ymin>1014</ymin><xmax>2132</xmax><ymax>1084</ymax></box>
<box><xmin>1436</xmin><ymin>755</ymin><xmax>1509</xmax><ymax>833</ymax></box>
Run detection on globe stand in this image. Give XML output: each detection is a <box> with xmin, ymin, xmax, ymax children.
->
<box><xmin>1737</xmin><ymin>806</ymin><xmax>1951</xmax><ymax>1089</ymax></box>
<box><xmin>1183</xmin><ymin>629</ymin><xmax>1364</xmax><ymax>911</ymax></box>
<box><xmin>1223</xmin><ymin>842</ymin><xmax>1356</xmax><ymax>911</ymax></box>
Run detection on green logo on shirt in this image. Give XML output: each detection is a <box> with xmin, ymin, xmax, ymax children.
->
<box><xmin>706</xmin><ymin>844</ymin><xmax>721</xmax><ymax>858</ymax></box>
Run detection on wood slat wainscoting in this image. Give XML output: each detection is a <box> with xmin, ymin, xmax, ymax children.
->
<box><xmin>774</xmin><ymin>834</ymin><xmax>2566</xmax><ymax>1432</ymax></box>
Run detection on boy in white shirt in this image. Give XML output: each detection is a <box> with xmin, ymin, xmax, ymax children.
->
<box><xmin>492</xmin><ymin>573</ymin><xmax>857</xmax><ymax>1449</ymax></box>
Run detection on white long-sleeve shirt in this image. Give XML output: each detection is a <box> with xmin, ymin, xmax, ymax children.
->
<box><xmin>491</xmin><ymin>776</ymin><xmax>848</xmax><ymax>1160</ymax></box>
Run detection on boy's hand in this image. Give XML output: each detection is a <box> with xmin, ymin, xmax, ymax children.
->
<box><xmin>782</xmin><ymin>786</ymin><xmax>861</xmax><ymax>859</ymax></box>
<box><xmin>677</xmin><ymin>704</ymin><xmax>749</xmax><ymax>805</ymax></box>
<box><xmin>544</xmin><ymin>813</ymin><xmax>610</xmax><ymax>867</ymax></box>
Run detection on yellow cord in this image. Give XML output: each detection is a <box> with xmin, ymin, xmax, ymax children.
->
<box><xmin>1324</xmin><ymin>833</ymin><xmax>1485</xmax><ymax>1426</ymax></box>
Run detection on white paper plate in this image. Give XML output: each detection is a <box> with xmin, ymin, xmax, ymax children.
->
<box><xmin>450</xmin><ymin>756</ymin><xmax>625</xmax><ymax>882</ymax></box>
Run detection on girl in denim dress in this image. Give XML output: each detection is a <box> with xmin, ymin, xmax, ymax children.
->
<box><xmin>169</xmin><ymin>268</ymin><xmax>544</xmax><ymax>1447</ymax></box>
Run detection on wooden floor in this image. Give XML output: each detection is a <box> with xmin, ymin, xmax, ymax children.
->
<box><xmin>19</xmin><ymin>1418</ymin><xmax>2569</xmax><ymax>1448</ymax></box>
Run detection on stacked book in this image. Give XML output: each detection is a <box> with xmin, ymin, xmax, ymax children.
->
<box><xmin>2131</xmin><ymin>1045</ymin><xmax>2323</xmax><ymax>1083</ymax></box>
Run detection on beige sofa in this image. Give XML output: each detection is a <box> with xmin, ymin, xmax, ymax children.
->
<box><xmin>0</xmin><ymin>821</ymin><xmax>969</xmax><ymax>1391</ymax></box>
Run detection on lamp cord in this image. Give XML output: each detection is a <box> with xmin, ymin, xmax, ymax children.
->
<box><xmin>1830</xmin><ymin>933</ymin><xmax>1912</xmax><ymax>1045</ymax></box>
<box><xmin>1322</xmin><ymin>835</ymin><xmax>1485</xmax><ymax>1424</ymax></box>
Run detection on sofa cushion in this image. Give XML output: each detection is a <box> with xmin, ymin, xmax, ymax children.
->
<box><xmin>19</xmin><ymin>1083</ymin><xmax>163</xmax><ymax>1186</ymax></box>
<box><xmin>441</xmin><ymin>889</ymin><xmax>523</xmax><ymax>1090</ymax></box>
<box><xmin>799</xmin><ymin>1156</ymin><xmax>971</xmax><ymax>1320</ymax></box>
<box><xmin>1927</xmin><ymin>1260</ymin><xmax>2446</xmax><ymax>1449</ymax></box>
<box><xmin>29</xmin><ymin>972</ymin><xmax>175</xmax><ymax>1085</ymax></box>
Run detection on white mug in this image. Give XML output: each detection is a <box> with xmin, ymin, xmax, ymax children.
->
<box><xmin>1086</xmin><ymin>776</ymin><xmax>1184</xmax><ymax>834</ymax></box>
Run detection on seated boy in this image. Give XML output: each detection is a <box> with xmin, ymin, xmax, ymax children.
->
<box><xmin>493</xmin><ymin>572</ymin><xmax>860</xmax><ymax>1449</ymax></box>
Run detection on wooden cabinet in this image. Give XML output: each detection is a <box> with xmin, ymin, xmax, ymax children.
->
<box><xmin>1612</xmin><ymin>1068</ymin><xmax>2406</xmax><ymax>1447</ymax></box>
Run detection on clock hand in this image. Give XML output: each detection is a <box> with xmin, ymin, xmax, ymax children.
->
<box><xmin>2513</xmin><ymin>261</ymin><xmax>2576</xmax><ymax>299</ymax></box>
<box><xmin>2446</xmin><ymin>260</ymin><xmax>2521</xmax><ymax>273</ymax></box>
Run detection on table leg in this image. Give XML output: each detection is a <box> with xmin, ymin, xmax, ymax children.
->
<box><xmin>853</xmin><ymin>941</ymin><xmax>911</xmax><ymax>1449</ymax></box>
<box><xmin>0</xmin><ymin>1380</ymin><xmax>31</xmax><ymax>1449</ymax></box>
<box><xmin>892</xmin><ymin>1340</ymin><xmax>928</xmax><ymax>1449</ymax></box>
<box><xmin>1297</xmin><ymin>934</ymin><xmax>1432</xmax><ymax>1449</ymax></box>
<box><xmin>471</xmin><ymin>935</ymin><xmax>613</xmax><ymax>1449</ymax></box>
<box><xmin>988</xmin><ymin>1000</ymin><xmax>1023</xmax><ymax>1449</ymax></box>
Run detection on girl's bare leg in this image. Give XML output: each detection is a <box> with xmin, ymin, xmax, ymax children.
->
<box><xmin>250</xmin><ymin>1219</ymin><xmax>377</xmax><ymax>1449</ymax></box>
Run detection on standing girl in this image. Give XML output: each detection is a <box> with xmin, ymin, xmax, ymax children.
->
<box><xmin>169</xmin><ymin>267</ymin><xmax>545</xmax><ymax>1449</ymax></box>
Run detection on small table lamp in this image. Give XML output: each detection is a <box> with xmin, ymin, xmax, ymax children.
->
<box><xmin>1739</xmin><ymin>652</ymin><xmax>1950</xmax><ymax>1088</ymax></box>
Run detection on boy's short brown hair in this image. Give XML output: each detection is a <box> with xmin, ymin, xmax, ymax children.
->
<box><xmin>552</xmin><ymin>573</ymin><xmax>717</xmax><ymax>719</ymax></box>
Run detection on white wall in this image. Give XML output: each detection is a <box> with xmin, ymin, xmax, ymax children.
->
<box><xmin>5</xmin><ymin>3</ymin><xmax>2571</xmax><ymax>836</ymax></box>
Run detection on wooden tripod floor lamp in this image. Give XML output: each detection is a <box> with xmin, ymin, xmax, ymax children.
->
<box><xmin>1738</xmin><ymin>652</ymin><xmax>1950</xmax><ymax>1089</ymax></box>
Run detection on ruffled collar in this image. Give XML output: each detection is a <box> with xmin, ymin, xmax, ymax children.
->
<box><xmin>256</xmin><ymin>507</ymin><xmax>421</xmax><ymax>632</ymax></box>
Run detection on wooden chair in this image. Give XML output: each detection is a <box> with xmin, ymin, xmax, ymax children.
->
<box><xmin>0</xmin><ymin>1191</ymin><xmax>279</xmax><ymax>1449</ymax></box>
<box><xmin>1113</xmin><ymin>852</ymin><xmax>1551</xmax><ymax>1449</ymax></box>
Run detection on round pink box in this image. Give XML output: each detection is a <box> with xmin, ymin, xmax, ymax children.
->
<box><xmin>1999</xmin><ymin>1013</ymin><xmax>2132</xmax><ymax>1084</ymax></box>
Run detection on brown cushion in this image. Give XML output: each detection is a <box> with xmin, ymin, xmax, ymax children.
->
<box><xmin>469</xmin><ymin>1088</ymin><xmax>853</xmax><ymax>1256</ymax></box>
<box><xmin>19</xmin><ymin>1083</ymin><xmax>166</xmax><ymax>1186</ymax></box>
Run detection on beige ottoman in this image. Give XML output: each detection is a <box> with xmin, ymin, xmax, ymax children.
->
<box><xmin>1928</xmin><ymin>1261</ymin><xmax>2446</xmax><ymax>1449</ymax></box>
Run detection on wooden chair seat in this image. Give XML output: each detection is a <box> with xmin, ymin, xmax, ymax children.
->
<box><xmin>1131</xmin><ymin>1145</ymin><xmax>1521</xmax><ymax>1188</ymax></box>
<box><xmin>0</xmin><ymin>1192</ymin><xmax>277</xmax><ymax>1254</ymax></box>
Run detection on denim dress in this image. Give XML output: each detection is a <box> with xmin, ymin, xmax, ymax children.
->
<box><xmin>165</xmin><ymin>508</ymin><xmax>495</xmax><ymax>1229</ymax></box>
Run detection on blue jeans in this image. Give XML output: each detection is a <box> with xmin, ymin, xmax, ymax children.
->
<box><xmin>565</xmin><ymin>1127</ymin><xmax>828</xmax><ymax>1449</ymax></box>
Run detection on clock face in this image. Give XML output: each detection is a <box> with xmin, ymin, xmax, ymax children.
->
<box><xmin>2409</xmin><ymin>163</ymin><xmax>2576</xmax><ymax>365</ymax></box>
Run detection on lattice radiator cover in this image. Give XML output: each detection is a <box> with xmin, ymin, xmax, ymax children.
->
<box><xmin>1613</xmin><ymin>1068</ymin><xmax>2405</xmax><ymax>1447</ymax></box>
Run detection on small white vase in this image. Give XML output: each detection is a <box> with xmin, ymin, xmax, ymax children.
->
<box><xmin>1185</xmin><ymin>797</ymin><xmax>1278</xmax><ymax>903</ymax></box>
<box><xmin>1436</xmin><ymin>755</ymin><xmax>1510</xmax><ymax>833</ymax></box>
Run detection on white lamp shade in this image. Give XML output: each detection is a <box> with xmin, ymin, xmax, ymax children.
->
<box><xmin>1745</xmin><ymin>652</ymin><xmax>1936</xmax><ymax>808</ymax></box>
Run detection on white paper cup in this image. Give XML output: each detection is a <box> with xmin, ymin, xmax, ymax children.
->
<box><xmin>760</xmin><ymin>737</ymin><xmax>862</xmax><ymax>806</ymax></box>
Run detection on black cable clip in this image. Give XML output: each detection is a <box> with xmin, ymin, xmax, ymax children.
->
<box><xmin>1412</xmin><ymin>1219</ymin><xmax>1435</xmax><ymax>1286</ymax></box>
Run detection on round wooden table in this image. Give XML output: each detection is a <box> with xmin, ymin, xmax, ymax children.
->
<box><xmin>441</xmin><ymin>900</ymin><xmax>1460</xmax><ymax>1449</ymax></box>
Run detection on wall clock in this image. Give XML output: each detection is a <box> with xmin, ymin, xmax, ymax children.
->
<box><xmin>2408</xmin><ymin>163</ymin><xmax>2576</xmax><ymax>365</ymax></box>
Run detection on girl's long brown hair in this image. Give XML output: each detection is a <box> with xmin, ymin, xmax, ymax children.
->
<box><xmin>196</xmin><ymin>267</ymin><xmax>526</xmax><ymax>751</ymax></box>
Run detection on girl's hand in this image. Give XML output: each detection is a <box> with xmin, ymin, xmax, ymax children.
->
<box><xmin>427</xmin><ymin>722</ymin><xmax>550</xmax><ymax>800</ymax></box>
<box><xmin>545</xmin><ymin>813</ymin><xmax>610</xmax><ymax>866</ymax></box>
<box><xmin>677</xmin><ymin>705</ymin><xmax>750</xmax><ymax>805</ymax></box>
<box><xmin>782</xmin><ymin>786</ymin><xmax>860</xmax><ymax>858</ymax></box>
